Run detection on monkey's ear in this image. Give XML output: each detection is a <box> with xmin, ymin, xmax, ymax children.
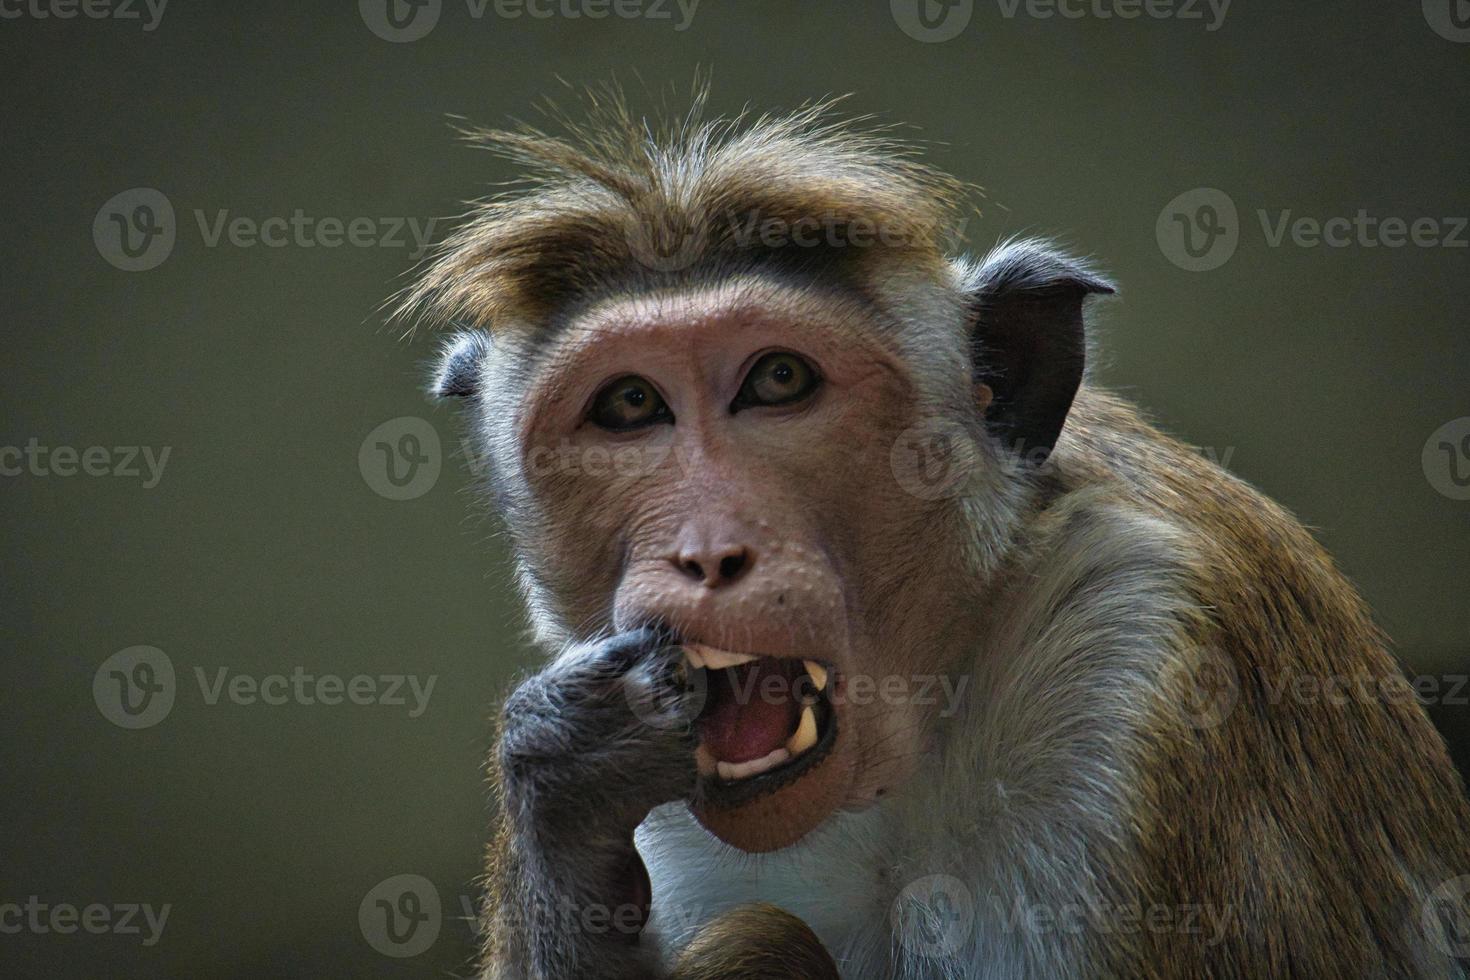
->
<box><xmin>962</xmin><ymin>239</ymin><xmax>1115</xmax><ymax>462</ymax></box>
<box><xmin>430</xmin><ymin>330</ymin><xmax>489</xmax><ymax>398</ymax></box>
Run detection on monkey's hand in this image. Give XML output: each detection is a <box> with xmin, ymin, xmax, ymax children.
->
<box><xmin>484</xmin><ymin>627</ymin><xmax>699</xmax><ymax>980</ymax></box>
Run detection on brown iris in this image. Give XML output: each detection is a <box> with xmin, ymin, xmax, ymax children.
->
<box><xmin>588</xmin><ymin>375</ymin><xmax>671</xmax><ymax>431</ymax></box>
<box><xmin>735</xmin><ymin>351</ymin><xmax>819</xmax><ymax>409</ymax></box>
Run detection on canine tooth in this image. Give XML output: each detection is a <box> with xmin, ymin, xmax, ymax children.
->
<box><xmin>804</xmin><ymin>660</ymin><xmax>828</xmax><ymax>692</ymax></box>
<box><xmin>684</xmin><ymin>648</ymin><xmax>708</xmax><ymax>670</ymax></box>
<box><xmin>695</xmin><ymin>744</ymin><xmax>718</xmax><ymax>777</ymax></box>
<box><xmin>688</xmin><ymin>644</ymin><xmax>756</xmax><ymax>670</ymax></box>
<box><xmin>786</xmin><ymin>706</ymin><xmax>818</xmax><ymax>756</ymax></box>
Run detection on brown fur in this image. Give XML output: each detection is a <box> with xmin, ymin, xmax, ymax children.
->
<box><xmin>393</xmin><ymin>91</ymin><xmax>967</xmax><ymax>335</ymax></box>
<box><xmin>1055</xmin><ymin>389</ymin><xmax>1470</xmax><ymax>976</ymax></box>
<box><xmin>669</xmin><ymin>904</ymin><xmax>840</xmax><ymax>980</ymax></box>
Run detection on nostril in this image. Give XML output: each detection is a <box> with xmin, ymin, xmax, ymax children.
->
<box><xmin>680</xmin><ymin>557</ymin><xmax>706</xmax><ymax>582</ymax></box>
<box><xmin>718</xmin><ymin>551</ymin><xmax>747</xmax><ymax>582</ymax></box>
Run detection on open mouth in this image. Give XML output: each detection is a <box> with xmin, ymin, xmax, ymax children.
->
<box><xmin>684</xmin><ymin>644</ymin><xmax>838</xmax><ymax>808</ymax></box>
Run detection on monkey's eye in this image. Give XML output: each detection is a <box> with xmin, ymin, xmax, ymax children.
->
<box><xmin>734</xmin><ymin>351</ymin><xmax>820</xmax><ymax>410</ymax></box>
<box><xmin>588</xmin><ymin>375</ymin><xmax>671</xmax><ymax>431</ymax></box>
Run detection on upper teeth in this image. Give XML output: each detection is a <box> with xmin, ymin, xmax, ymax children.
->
<box><xmin>682</xmin><ymin>644</ymin><xmax>830</xmax><ymax>694</ymax></box>
<box><xmin>684</xmin><ymin>644</ymin><xmax>756</xmax><ymax>670</ymax></box>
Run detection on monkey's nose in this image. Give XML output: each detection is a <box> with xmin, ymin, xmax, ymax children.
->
<box><xmin>674</xmin><ymin>544</ymin><xmax>755</xmax><ymax>589</ymax></box>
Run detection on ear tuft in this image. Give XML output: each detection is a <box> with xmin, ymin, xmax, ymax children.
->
<box><xmin>430</xmin><ymin>330</ymin><xmax>489</xmax><ymax>398</ymax></box>
<box><xmin>959</xmin><ymin>238</ymin><xmax>1115</xmax><ymax>462</ymax></box>
<box><xmin>969</xmin><ymin>237</ymin><xmax>1115</xmax><ymax>300</ymax></box>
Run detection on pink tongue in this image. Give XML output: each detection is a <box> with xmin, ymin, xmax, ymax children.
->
<box><xmin>697</xmin><ymin>662</ymin><xmax>801</xmax><ymax>764</ymax></box>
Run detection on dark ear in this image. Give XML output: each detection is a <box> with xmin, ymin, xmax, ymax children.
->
<box><xmin>430</xmin><ymin>330</ymin><xmax>489</xmax><ymax>398</ymax></box>
<box><xmin>961</xmin><ymin>239</ymin><xmax>1114</xmax><ymax>463</ymax></box>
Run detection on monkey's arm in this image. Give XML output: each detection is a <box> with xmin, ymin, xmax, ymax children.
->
<box><xmin>479</xmin><ymin>629</ymin><xmax>838</xmax><ymax>980</ymax></box>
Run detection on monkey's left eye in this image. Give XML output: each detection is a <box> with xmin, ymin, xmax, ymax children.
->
<box><xmin>587</xmin><ymin>375</ymin><xmax>671</xmax><ymax>431</ymax></box>
<box><xmin>733</xmin><ymin>351</ymin><xmax>820</xmax><ymax>410</ymax></box>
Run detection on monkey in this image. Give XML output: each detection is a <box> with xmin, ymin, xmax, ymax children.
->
<box><xmin>404</xmin><ymin>95</ymin><xmax>1470</xmax><ymax>978</ymax></box>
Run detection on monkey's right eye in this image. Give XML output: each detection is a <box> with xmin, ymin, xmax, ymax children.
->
<box><xmin>587</xmin><ymin>375</ymin><xmax>672</xmax><ymax>431</ymax></box>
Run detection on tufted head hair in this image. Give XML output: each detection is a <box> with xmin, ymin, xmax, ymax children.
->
<box><xmin>392</xmin><ymin>88</ymin><xmax>971</xmax><ymax>336</ymax></box>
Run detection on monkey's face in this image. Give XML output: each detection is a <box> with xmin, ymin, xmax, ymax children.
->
<box><xmin>502</xmin><ymin>281</ymin><xmax>974</xmax><ymax>852</ymax></box>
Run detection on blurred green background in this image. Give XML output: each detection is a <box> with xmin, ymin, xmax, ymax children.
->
<box><xmin>2</xmin><ymin>2</ymin><xmax>1466</xmax><ymax>976</ymax></box>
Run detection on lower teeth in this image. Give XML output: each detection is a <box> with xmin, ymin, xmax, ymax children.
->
<box><xmin>715</xmin><ymin>747</ymin><xmax>791</xmax><ymax>782</ymax></box>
